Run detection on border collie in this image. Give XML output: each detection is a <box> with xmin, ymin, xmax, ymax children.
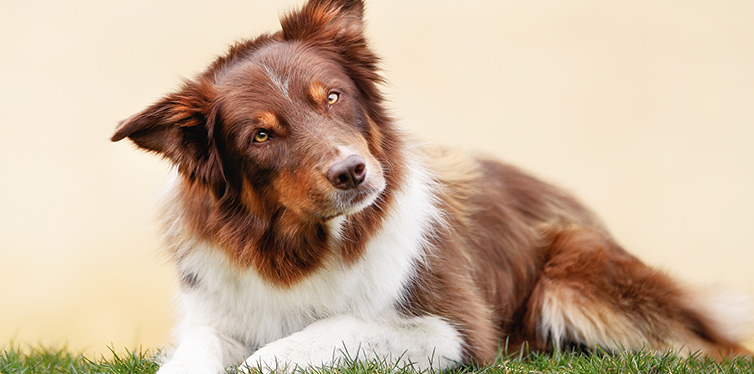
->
<box><xmin>112</xmin><ymin>0</ymin><xmax>753</xmax><ymax>372</ymax></box>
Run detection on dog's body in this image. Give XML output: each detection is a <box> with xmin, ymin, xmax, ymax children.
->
<box><xmin>112</xmin><ymin>0</ymin><xmax>753</xmax><ymax>372</ymax></box>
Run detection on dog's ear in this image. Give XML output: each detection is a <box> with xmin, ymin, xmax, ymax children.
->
<box><xmin>281</xmin><ymin>0</ymin><xmax>367</xmax><ymax>49</ymax></box>
<box><xmin>309</xmin><ymin>0</ymin><xmax>365</xmax><ymax>19</ymax></box>
<box><xmin>281</xmin><ymin>0</ymin><xmax>384</xmax><ymax>115</ymax></box>
<box><xmin>112</xmin><ymin>78</ymin><xmax>227</xmax><ymax>194</ymax></box>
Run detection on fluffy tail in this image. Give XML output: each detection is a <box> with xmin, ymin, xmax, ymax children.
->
<box><xmin>525</xmin><ymin>227</ymin><xmax>754</xmax><ymax>358</ymax></box>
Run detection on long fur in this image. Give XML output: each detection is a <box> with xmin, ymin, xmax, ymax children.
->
<box><xmin>112</xmin><ymin>0</ymin><xmax>753</xmax><ymax>372</ymax></box>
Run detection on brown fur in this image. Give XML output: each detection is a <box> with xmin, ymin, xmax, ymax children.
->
<box><xmin>113</xmin><ymin>0</ymin><xmax>405</xmax><ymax>287</ymax></box>
<box><xmin>402</xmin><ymin>154</ymin><xmax>751</xmax><ymax>363</ymax></box>
<box><xmin>113</xmin><ymin>0</ymin><xmax>753</xmax><ymax>367</ymax></box>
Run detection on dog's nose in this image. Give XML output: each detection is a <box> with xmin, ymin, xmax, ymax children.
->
<box><xmin>326</xmin><ymin>154</ymin><xmax>367</xmax><ymax>190</ymax></box>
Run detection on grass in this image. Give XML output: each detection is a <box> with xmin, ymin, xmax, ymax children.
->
<box><xmin>1</xmin><ymin>345</ymin><xmax>752</xmax><ymax>374</ymax></box>
<box><xmin>0</xmin><ymin>345</ymin><xmax>159</xmax><ymax>374</ymax></box>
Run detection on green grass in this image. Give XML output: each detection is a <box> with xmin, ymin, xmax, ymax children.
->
<box><xmin>1</xmin><ymin>345</ymin><xmax>752</xmax><ymax>374</ymax></box>
<box><xmin>0</xmin><ymin>345</ymin><xmax>159</xmax><ymax>374</ymax></box>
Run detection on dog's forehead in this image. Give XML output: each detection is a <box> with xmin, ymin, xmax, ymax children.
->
<box><xmin>213</xmin><ymin>41</ymin><xmax>358</xmax><ymax>129</ymax></box>
<box><xmin>216</xmin><ymin>42</ymin><xmax>349</xmax><ymax>97</ymax></box>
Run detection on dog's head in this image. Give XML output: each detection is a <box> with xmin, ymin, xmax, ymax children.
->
<box><xmin>113</xmin><ymin>0</ymin><xmax>398</xmax><ymax>222</ymax></box>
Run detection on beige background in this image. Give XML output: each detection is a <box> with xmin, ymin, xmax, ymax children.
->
<box><xmin>1</xmin><ymin>0</ymin><xmax>752</xmax><ymax>355</ymax></box>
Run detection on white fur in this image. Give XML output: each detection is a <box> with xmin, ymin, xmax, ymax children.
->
<box><xmin>240</xmin><ymin>315</ymin><xmax>463</xmax><ymax>372</ymax></box>
<box><xmin>691</xmin><ymin>286</ymin><xmax>754</xmax><ymax>344</ymax></box>
<box><xmin>539</xmin><ymin>284</ymin><xmax>643</xmax><ymax>351</ymax></box>
<box><xmin>262</xmin><ymin>63</ymin><xmax>291</xmax><ymax>101</ymax></box>
<box><xmin>156</xmin><ymin>154</ymin><xmax>464</xmax><ymax>374</ymax></box>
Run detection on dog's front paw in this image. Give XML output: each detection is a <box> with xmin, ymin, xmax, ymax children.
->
<box><xmin>238</xmin><ymin>339</ymin><xmax>338</xmax><ymax>373</ymax></box>
<box><xmin>157</xmin><ymin>359</ymin><xmax>221</xmax><ymax>374</ymax></box>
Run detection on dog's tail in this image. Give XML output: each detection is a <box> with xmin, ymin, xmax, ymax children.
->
<box><xmin>524</xmin><ymin>227</ymin><xmax>754</xmax><ymax>358</ymax></box>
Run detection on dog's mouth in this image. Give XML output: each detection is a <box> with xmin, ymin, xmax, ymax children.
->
<box><xmin>275</xmin><ymin>150</ymin><xmax>387</xmax><ymax>222</ymax></box>
<box><xmin>314</xmin><ymin>151</ymin><xmax>387</xmax><ymax>219</ymax></box>
<box><xmin>315</xmin><ymin>180</ymin><xmax>385</xmax><ymax>221</ymax></box>
<box><xmin>339</xmin><ymin>185</ymin><xmax>382</xmax><ymax>209</ymax></box>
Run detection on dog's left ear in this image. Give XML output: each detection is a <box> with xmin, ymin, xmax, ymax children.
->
<box><xmin>282</xmin><ymin>0</ymin><xmax>384</xmax><ymax>113</ymax></box>
<box><xmin>281</xmin><ymin>0</ymin><xmax>367</xmax><ymax>51</ymax></box>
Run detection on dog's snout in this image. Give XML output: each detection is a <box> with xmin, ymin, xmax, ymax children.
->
<box><xmin>326</xmin><ymin>154</ymin><xmax>367</xmax><ymax>190</ymax></box>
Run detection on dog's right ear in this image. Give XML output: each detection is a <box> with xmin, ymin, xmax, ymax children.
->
<box><xmin>112</xmin><ymin>78</ymin><xmax>226</xmax><ymax>189</ymax></box>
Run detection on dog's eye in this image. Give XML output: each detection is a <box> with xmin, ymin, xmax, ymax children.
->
<box><xmin>253</xmin><ymin>130</ymin><xmax>270</xmax><ymax>143</ymax></box>
<box><xmin>327</xmin><ymin>92</ymin><xmax>339</xmax><ymax>105</ymax></box>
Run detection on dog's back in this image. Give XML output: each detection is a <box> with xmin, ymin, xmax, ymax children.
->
<box><xmin>402</xmin><ymin>148</ymin><xmax>753</xmax><ymax>361</ymax></box>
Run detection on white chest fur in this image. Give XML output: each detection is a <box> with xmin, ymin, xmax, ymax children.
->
<box><xmin>165</xmin><ymin>156</ymin><xmax>442</xmax><ymax>350</ymax></box>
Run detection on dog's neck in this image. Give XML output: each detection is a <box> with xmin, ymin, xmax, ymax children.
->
<box><xmin>173</xmin><ymin>159</ymin><xmax>403</xmax><ymax>288</ymax></box>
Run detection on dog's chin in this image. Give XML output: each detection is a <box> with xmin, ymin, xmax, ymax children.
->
<box><xmin>318</xmin><ymin>184</ymin><xmax>384</xmax><ymax>221</ymax></box>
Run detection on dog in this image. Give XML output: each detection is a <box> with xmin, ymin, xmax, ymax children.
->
<box><xmin>112</xmin><ymin>0</ymin><xmax>754</xmax><ymax>372</ymax></box>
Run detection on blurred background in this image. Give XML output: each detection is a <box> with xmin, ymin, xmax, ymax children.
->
<box><xmin>1</xmin><ymin>0</ymin><xmax>753</xmax><ymax>356</ymax></box>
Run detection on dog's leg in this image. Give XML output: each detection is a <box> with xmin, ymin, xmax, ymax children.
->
<box><xmin>523</xmin><ymin>227</ymin><xmax>753</xmax><ymax>357</ymax></box>
<box><xmin>238</xmin><ymin>315</ymin><xmax>465</xmax><ymax>373</ymax></box>
<box><xmin>158</xmin><ymin>326</ymin><xmax>248</xmax><ymax>374</ymax></box>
